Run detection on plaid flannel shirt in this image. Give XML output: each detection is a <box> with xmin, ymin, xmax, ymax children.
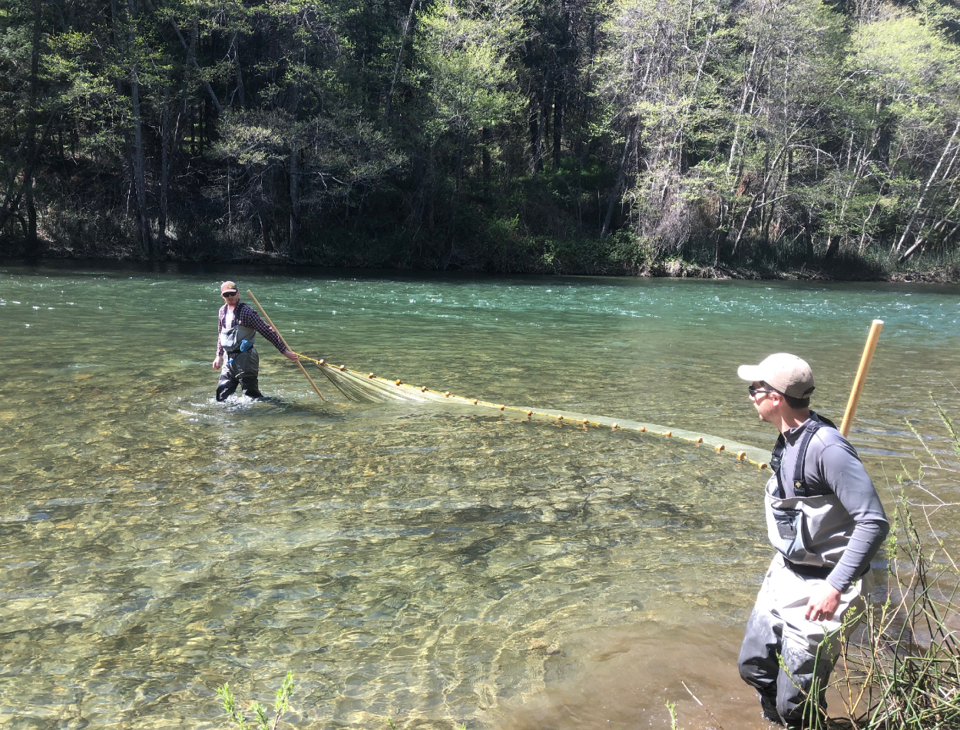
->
<box><xmin>216</xmin><ymin>301</ymin><xmax>287</xmax><ymax>358</ymax></box>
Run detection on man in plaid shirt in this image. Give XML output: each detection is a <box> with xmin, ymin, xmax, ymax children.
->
<box><xmin>212</xmin><ymin>280</ymin><xmax>298</xmax><ymax>400</ymax></box>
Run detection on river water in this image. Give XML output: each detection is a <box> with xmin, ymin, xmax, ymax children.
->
<box><xmin>1</xmin><ymin>263</ymin><xmax>958</xmax><ymax>730</ymax></box>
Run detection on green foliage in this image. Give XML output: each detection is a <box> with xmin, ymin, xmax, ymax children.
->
<box><xmin>413</xmin><ymin>0</ymin><xmax>525</xmax><ymax>141</ymax></box>
<box><xmin>0</xmin><ymin>0</ymin><xmax>958</xmax><ymax>273</ymax></box>
<box><xmin>217</xmin><ymin>672</ymin><xmax>294</xmax><ymax>730</ymax></box>
<box><xmin>664</xmin><ymin>699</ymin><xmax>683</xmax><ymax>730</ymax></box>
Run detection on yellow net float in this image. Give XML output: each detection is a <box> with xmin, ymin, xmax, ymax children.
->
<box><xmin>639</xmin><ymin>426</ymin><xmax>645</xmax><ymax>432</ymax></box>
<box><xmin>526</xmin><ymin>410</ymin><xmax>533</xmax><ymax>416</ymax></box>
<box><xmin>396</xmin><ymin>379</ymin><xmax>402</xmax><ymax>385</ymax></box>
<box><xmin>737</xmin><ymin>451</ymin><xmax>747</xmax><ymax>461</ymax></box>
<box><xmin>665</xmin><ymin>431</ymin><xmax>672</xmax><ymax>437</ymax></box>
<box><xmin>368</xmin><ymin>373</ymin><xmax>375</xmax><ymax>379</ymax></box>
<box><xmin>500</xmin><ymin>405</ymin><xmax>505</xmax><ymax>411</ymax></box>
<box><xmin>715</xmin><ymin>444</ymin><xmax>725</xmax><ymax>453</ymax></box>
<box><xmin>695</xmin><ymin>437</ymin><xmax>703</xmax><ymax>444</ymax></box>
<box><xmin>473</xmin><ymin>399</ymin><xmax>479</xmax><ymax>405</ymax></box>
<box><xmin>612</xmin><ymin>423</ymin><xmax>618</xmax><ymax>429</ymax></box>
<box><xmin>421</xmin><ymin>386</ymin><xmax>428</xmax><ymax>392</ymax></box>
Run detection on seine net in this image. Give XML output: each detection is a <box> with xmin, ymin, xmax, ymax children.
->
<box><xmin>312</xmin><ymin>360</ymin><xmax>771</xmax><ymax>471</ymax></box>
<box><xmin>317</xmin><ymin>363</ymin><xmax>445</xmax><ymax>403</ymax></box>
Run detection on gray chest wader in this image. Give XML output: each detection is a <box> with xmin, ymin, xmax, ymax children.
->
<box><xmin>738</xmin><ymin>412</ymin><xmax>871</xmax><ymax>726</ymax></box>
<box><xmin>216</xmin><ymin>308</ymin><xmax>262</xmax><ymax>400</ymax></box>
<box><xmin>766</xmin><ymin>414</ymin><xmax>839</xmax><ymax>577</ymax></box>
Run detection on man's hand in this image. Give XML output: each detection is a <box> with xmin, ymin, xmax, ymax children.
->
<box><xmin>805</xmin><ymin>584</ymin><xmax>842</xmax><ymax>622</ymax></box>
<box><xmin>213</xmin><ymin>355</ymin><xmax>222</xmax><ymax>370</ymax></box>
<box><xmin>283</xmin><ymin>349</ymin><xmax>299</xmax><ymax>362</ymax></box>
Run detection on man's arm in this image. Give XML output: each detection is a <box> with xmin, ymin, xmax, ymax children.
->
<box><xmin>237</xmin><ymin>303</ymin><xmax>295</xmax><ymax>356</ymax></box>
<box><xmin>213</xmin><ymin>306</ymin><xmax>225</xmax><ymax>368</ymax></box>
<box><xmin>820</xmin><ymin>439</ymin><xmax>890</xmax><ymax>593</ymax></box>
<box><xmin>801</xmin><ymin>436</ymin><xmax>889</xmax><ymax>624</ymax></box>
<box><xmin>804</xmin><ymin>436</ymin><xmax>888</xmax><ymax>622</ymax></box>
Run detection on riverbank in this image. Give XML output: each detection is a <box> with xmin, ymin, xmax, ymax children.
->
<box><xmin>7</xmin><ymin>237</ymin><xmax>960</xmax><ymax>283</ymax></box>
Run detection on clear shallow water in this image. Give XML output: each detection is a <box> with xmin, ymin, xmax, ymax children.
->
<box><xmin>1</xmin><ymin>265</ymin><xmax>958</xmax><ymax>730</ymax></box>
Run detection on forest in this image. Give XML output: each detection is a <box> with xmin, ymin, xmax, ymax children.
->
<box><xmin>0</xmin><ymin>0</ymin><xmax>958</xmax><ymax>276</ymax></box>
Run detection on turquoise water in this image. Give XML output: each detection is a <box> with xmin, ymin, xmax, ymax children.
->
<box><xmin>1</xmin><ymin>264</ymin><xmax>958</xmax><ymax>730</ymax></box>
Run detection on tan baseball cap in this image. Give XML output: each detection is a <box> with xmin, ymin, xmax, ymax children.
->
<box><xmin>220</xmin><ymin>281</ymin><xmax>238</xmax><ymax>295</ymax></box>
<box><xmin>738</xmin><ymin>353</ymin><xmax>815</xmax><ymax>399</ymax></box>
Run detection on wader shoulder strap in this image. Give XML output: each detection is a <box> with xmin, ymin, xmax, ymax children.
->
<box><xmin>225</xmin><ymin>302</ymin><xmax>253</xmax><ymax>331</ymax></box>
<box><xmin>770</xmin><ymin>412</ymin><xmax>837</xmax><ymax>498</ymax></box>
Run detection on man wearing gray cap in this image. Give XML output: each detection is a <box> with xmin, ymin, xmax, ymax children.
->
<box><xmin>736</xmin><ymin>353</ymin><xmax>888</xmax><ymax>728</ymax></box>
<box><xmin>213</xmin><ymin>281</ymin><xmax>298</xmax><ymax>400</ymax></box>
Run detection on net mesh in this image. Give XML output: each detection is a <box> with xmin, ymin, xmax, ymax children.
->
<box><xmin>307</xmin><ymin>358</ymin><xmax>772</xmax><ymax>472</ymax></box>
<box><xmin>317</xmin><ymin>363</ymin><xmax>439</xmax><ymax>403</ymax></box>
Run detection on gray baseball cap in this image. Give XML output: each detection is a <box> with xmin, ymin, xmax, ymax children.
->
<box><xmin>738</xmin><ymin>353</ymin><xmax>815</xmax><ymax>399</ymax></box>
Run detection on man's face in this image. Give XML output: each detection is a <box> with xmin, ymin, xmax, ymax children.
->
<box><xmin>222</xmin><ymin>290</ymin><xmax>239</xmax><ymax>306</ymax></box>
<box><xmin>748</xmin><ymin>381</ymin><xmax>780</xmax><ymax>423</ymax></box>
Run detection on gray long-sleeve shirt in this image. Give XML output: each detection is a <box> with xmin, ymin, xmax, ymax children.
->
<box><xmin>765</xmin><ymin>415</ymin><xmax>889</xmax><ymax>592</ymax></box>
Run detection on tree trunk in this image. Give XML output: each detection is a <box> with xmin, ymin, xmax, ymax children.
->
<box><xmin>24</xmin><ymin>0</ymin><xmax>42</xmax><ymax>253</ymax></box>
<box><xmin>726</xmin><ymin>39</ymin><xmax>760</xmax><ymax>183</ymax></box>
<box><xmin>158</xmin><ymin>79</ymin><xmax>174</xmax><ymax>251</ymax></box>
<box><xmin>602</xmin><ymin>123</ymin><xmax>635</xmax><ymax>238</ymax></box>
<box><xmin>169</xmin><ymin>17</ymin><xmax>223</xmax><ymax>114</ymax></box>
<box><xmin>899</xmin><ymin>190</ymin><xmax>960</xmax><ymax>262</ymax></box>
<box><xmin>289</xmin><ymin>145</ymin><xmax>300</xmax><ymax>253</ymax></box>
<box><xmin>229</xmin><ymin>32</ymin><xmax>245</xmax><ymax>108</ymax></box>
<box><xmin>553</xmin><ymin>70</ymin><xmax>564</xmax><ymax>169</ymax></box>
<box><xmin>385</xmin><ymin>0</ymin><xmax>419</xmax><ymax>126</ymax></box>
<box><xmin>129</xmin><ymin>76</ymin><xmax>152</xmax><ymax>257</ymax></box>
<box><xmin>892</xmin><ymin>117</ymin><xmax>960</xmax><ymax>255</ymax></box>
<box><xmin>529</xmin><ymin>97</ymin><xmax>543</xmax><ymax>174</ymax></box>
<box><xmin>127</xmin><ymin>0</ymin><xmax>152</xmax><ymax>257</ymax></box>
<box><xmin>481</xmin><ymin>126</ymin><xmax>491</xmax><ymax>187</ymax></box>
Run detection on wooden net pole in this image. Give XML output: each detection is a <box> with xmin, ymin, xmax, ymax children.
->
<box><xmin>247</xmin><ymin>289</ymin><xmax>326</xmax><ymax>402</ymax></box>
<box><xmin>840</xmin><ymin>319</ymin><xmax>883</xmax><ymax>438</ymax></box>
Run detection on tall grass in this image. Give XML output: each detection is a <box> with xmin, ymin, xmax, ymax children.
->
<box><xmin>832</xmin><ymin>398</ymin><xmax>960</xmax><ymax>729</ymax></box>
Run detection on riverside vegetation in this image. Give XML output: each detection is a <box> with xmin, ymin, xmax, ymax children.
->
<box><xmin>1</xmin><ymin>0</ymin><xmax>959</xmax><ymax>278</ymax></box>
<box><xmin>832</xmin><ymin>399</ymin><xmax>960</xmax><ymax>730</ymax></box>
<box><xmin>218</xmin><ymin>672</ymin><xmax>294</xmax><ymax>730</ymax></box>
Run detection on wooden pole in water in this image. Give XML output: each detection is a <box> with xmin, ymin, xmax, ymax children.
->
<box><xmin>247</xmin><ymin>289</ymin><xmax>326</xmax><ymax>402</ymax></box>
<box><xmin>840</xmin><ymin>319</ymin><xmax>883</xmax><ymax>438</ymax></box>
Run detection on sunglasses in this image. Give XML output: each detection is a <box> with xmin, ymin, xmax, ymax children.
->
<box><xmin>222</xmin><ymin>291</ymin><xmax>238</xmax><ymax>298</ymax></box>
<box><xmin>748</xmin><ymin>385</ymin><xmax>778</xmax><ymax>397</ymax></box>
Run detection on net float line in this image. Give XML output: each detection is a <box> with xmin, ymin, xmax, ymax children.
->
<box><xmin>292</xmin><ymin>352</ymin><xmax>771</xmax><ymax>471</ymax></box>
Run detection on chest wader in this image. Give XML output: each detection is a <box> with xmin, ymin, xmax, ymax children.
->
<box><xmin>216</xmin><ymin>310</ymin><xmax>263</xmax><ymax>401</ymax></box>
<box><xmin>737</xmin><ymin>414</ymin><xmax>873</xmax><ymax>728</ymax></box>
<box><xmin>766</xmin><ymin>416</ymin><xmax>839</xmax><ymax>571</ymax></box>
